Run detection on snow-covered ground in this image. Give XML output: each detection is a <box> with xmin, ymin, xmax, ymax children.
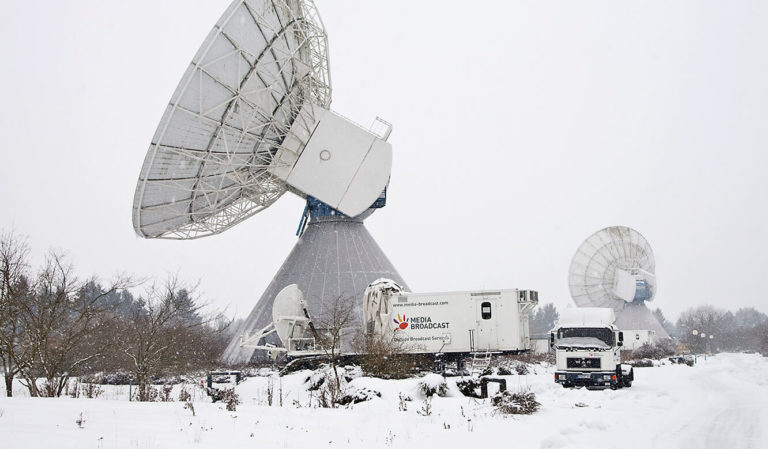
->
<box><xmin>1</xmin><ymin>353</ymin><xmax>765</xmax><ymax>449</ymax></box>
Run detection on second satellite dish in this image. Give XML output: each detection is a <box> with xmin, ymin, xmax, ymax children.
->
<box><xmin>568</xmin><ymin>226</ymin><xmax>656</xmax><ymax>311</ymax></box>
<box><xmin>132</xmin><ymin>0</ymin><xmax>393</xmax><ymax>239</ymax></box>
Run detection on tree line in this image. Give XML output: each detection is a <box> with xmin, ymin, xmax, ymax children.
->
<box><xmin>530</xmin><ymin>302</ymin><xmax>768</xmax><ymax>355</ymax></box>
<box><xmin>0</xmin><ymin>229</ymin><xmax>230</xmax><ymax>400</ymax></box>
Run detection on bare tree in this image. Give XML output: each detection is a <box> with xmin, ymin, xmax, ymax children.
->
<box><xmin>118</xmin><ymin>277</ymin><xmax>227</xmax><ymax>401</ymax></box>
<box><xmin>676</xmin><ymin>305</ymin><xmax>728</xmax><ymax>353</ymax></box>
<box><xmin>13</xmin><ymin>252</ymin><xmax>131</xmax><ymax>397</ymax></box>
<box><xmin>0</xmin><ymin>229</ymin><xmax>30</xmax><ymax>397</ymax></box>
<box><xmin>315</xmin><ymin>295</ymin><xmax>356</xmax><ymax>390</ymax></box>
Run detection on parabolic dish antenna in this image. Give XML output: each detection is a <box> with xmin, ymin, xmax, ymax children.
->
<box><xmin>271</xmin><ymin>284</ymin><xmax>312</xmax><ymax>347</ymax></box>
<box><xmin>132</xmin><ymin>0</ymin><xmax>393</xmax><ymax>239</ymax></box>
<box><xmin>568</xmin><ymin>226</ymin><xmax>656</xmax><ymax>311</ymax></box>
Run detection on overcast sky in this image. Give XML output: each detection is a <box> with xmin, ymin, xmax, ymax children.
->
<box><xmin>1</xmin><ymin>0</ymin><xmax>767</xmax><ymax>321</ymax></box>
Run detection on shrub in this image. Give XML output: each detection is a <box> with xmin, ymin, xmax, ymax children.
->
<box><xmin>178</xmin><ymin>386</ymin><xmax>191</xmax><ymax>402</ymax></box>
<box><xmin>82</xmin><ymin>383</ymin><xmax>103</xmax><ymax>399</ymax></box>
<box><xmin>221</xmin><ymin>388</ymin><xmax>240</xmax><ymax>412</ymax></box>
<box><xmin>514</xmin><ymin>363</ymin><xmax>529</xmax><ymax>375</ymax></box>
<box><xmin>352</xmin><ymin>332</ymin><xmax>420</xmax><ymax>379</ymax></box>
<box><xmin>336</xmin><ymin>387</ymin><xmax>381</xmax><ymax>406</ymax></box>
<box><xmin>491</xmin><ymin>390</ymin><xmax>540</xmax><ymax>415</ymax></box>
<box><xmin>630</xmin><ymin>340</ymin><xmax>676</xmax><ymax>360</ymax></box>
<box><xmin>313</xmin><ymin>375</ymin><xmax>343</xmax><ymax>408</ymax></box>
<box><xmin>418</xmin><ymin>374</ymin><xmax>447</xmax><ymax>397</ymax></box>
<box><xmin>305</xmin><ymin>370</ymin><xmax>326</xmax><ymax>391</ymax></box>
<box><xmin>456</xmin><ymin>378</ymin><xmax>482</xmax><ymax>398</ymax></box>
<box><xmin>629</xmin><ymin>359</ymin><xmax>653</xmax><ymax>368</ymax></box>
<box><xmin>159</xmin><ymin>384</ymin><xmax>174</xmax><ymax>402</ymax></box>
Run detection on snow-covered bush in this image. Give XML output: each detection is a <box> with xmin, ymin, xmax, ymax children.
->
<box><xmin>515</xmin><ymin>363</ymin><xmax>530</xmax><ymax>375</ymax></box>
<box><xmin>629</xmin><ymin>359</ymin><xmax>654</xmax><ymax>368</ymax></box>
<box><xmin>418</xmin><ymin>373</ymin><xmax>448</xmax><ymax>397</ymax></box>
<box><xmin>314</xmin><ymin>376</ymin><xmax>343</xmax><ymax>408</ymax></box>
<box><xmin>491</xmin><ymin>390</ymin><xmax>540</xmax><ymax>415</ymax></box>
<box><xmin>455</xmin><ymin>378</ymin><xmax>482</xmax><ymax>398</ymax></box>
<box><xmin>337</xmin><ymin>387</ymin><xmax>381</xmax><ymax>406</ymax></box>
<box><xmin>305</xmin><ymin>370</ymin><xmax>327</xmax><ymax>391</ymax></box>
<box><xmin>342</xmin><ymin>365</ymin><xmax>363</xmax><ymax>383</ymax></box>
<box><xmin>304</xmin><ymin>367</ymin><xmax>346</xmax><ymax>408</ymax></box>
<box><xmin>221</xmin><ymin>388</ymin><xmax>240</xmax><ymax>411</ymax></box>
<box><xmin>630</xmin><ymin>340</ymin><xmax>675</xmax><ymax>360</ymax></box>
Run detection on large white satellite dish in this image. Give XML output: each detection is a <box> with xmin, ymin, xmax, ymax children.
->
<box><xmin>568</xmin><ymin>226</ymin><xmax>656</xmax><ymax>311</ymax></box>
<box><xmin>132</xmin><ymin>0</ymin><xmax>392</xmax><ymax>239</ymax></box>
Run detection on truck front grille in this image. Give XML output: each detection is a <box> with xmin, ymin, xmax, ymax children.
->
<box><xmin>566</xmin><ymin>357</ymin><xmax>601</xmax><ymax>369</ymax></box>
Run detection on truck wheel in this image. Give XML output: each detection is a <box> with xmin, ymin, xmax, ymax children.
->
<box><xmin>623</xmin><ymin>380</ymin><xmax>632</xmax><ymax>388</ymax></box>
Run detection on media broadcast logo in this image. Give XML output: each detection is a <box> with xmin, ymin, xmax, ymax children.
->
<box><xmin>393</xmin><ymin>314</ymin><xmax>409</xmax><ymax>332</ymax></box>
<box><xmin>393</xmin><ymin>314</ymin><xmax>449</xmax><ymax>332</ymax></box>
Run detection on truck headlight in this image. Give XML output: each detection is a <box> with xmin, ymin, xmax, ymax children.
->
<box><xmin>603</xmin><ymin>375</ymin><xmax>612</xmax><ymax>381</ymax></box>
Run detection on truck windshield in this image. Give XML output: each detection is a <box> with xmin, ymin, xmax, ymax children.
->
<box><xmin>556</xmin><ymin>327</ymin><xmax>614</xmax><ymax>349</ymax></box>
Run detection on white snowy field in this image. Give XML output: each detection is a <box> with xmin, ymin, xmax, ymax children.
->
<box><xmin>0</xmin><ymin>353</ymin><xmax>765</xmax><ymax>449</ymax></box>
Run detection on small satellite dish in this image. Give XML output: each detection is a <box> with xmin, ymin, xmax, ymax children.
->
<box><xmin>271</xmin><ymin>284</ymin><xmax>312</xmax><ymax>347</ymax></box>
<box><xmin>132</xmin><ymin>0</ymin><xmax>393</xmax><ymax>239</ymax></box>
<box><xmin>568</xmin><ymin>226</ymin><xmax>656</xmax><ymax>311</ymax></box>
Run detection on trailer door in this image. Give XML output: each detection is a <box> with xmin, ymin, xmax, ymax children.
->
<box><xmin>474</xmin><ymin>299</ymin><xmax>498</xmax><ymax>350</ymax></box>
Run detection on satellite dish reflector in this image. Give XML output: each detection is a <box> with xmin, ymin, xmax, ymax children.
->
<box><xmin>568</xmin><ymin>226</ymin><xmax>656</xmax><ymax>311</ymax></box>
<box><xmin>132</xmin><ymin>0</ymin><xmax>392</xmax><ymax>239</ymax></box>
<box><xmin>271</xmin><ymin>284</ymin><xmax>311</xmax><ymax>347</ymax></box>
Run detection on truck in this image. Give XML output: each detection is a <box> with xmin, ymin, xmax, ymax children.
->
<box><xmin>550</xmin><ymin>308</ymin><xmax>634</xmax><ymax>389</ymax></box>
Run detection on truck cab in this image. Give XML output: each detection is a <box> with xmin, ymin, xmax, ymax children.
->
<box><xmin>551</xmin><ymin>308</ymin><xmax>633</xmax><ymax>389</ymax></box>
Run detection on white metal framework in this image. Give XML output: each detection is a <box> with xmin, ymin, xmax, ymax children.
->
<box><xmin>133</xmin><ymin>0</ymin><xmax>331</xmax><ymax>239</ymax></box>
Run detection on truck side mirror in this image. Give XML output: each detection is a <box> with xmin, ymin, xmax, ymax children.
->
<box><xmin>549</xmin><ymin>333</ymin><xmax>555</xmax><ymax>348</ymax></box>
<box><xmin>617</xmin><ymin>331</ymin><xmax>624</xmax><ymax>347</ymax></box>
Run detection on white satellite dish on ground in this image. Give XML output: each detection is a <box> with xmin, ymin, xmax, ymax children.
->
<box><xmin>132</xmin><ymin>0</ymin><xmax>392</xmax><ymax>240</ymax></box>
<box><xmin>568</xmin><ymin>226</ymin><xmax>668</xmax><ymax>338</ymax></box>
<box><xmin>240</xmin><ymin>283</ymin><xmax>319</xmax><ymax>355</ymax></box>
<box><xmin>271</xmin><ymin>284</ymin><xmax>313</xmax><ymax>347</ymax></box>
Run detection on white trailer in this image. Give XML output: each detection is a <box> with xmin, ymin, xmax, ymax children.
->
<box><xmin>240</xmin><ymin>279</ymin><xmax>538</xmax><ymax>361</ymax></box>
<box><xmin>363</xmin><ymin>279</ymin><xmax>538</xmax><ymax>357</ymax></box>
